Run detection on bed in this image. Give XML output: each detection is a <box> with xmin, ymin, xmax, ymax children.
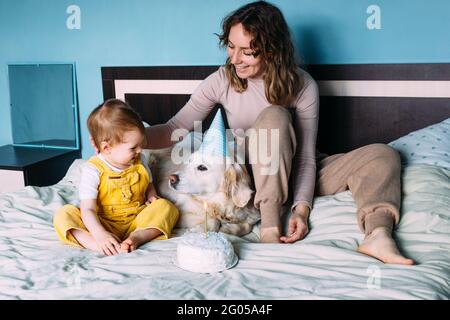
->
<box><xmin>0</xmin><ymin>64</ymin><xmax>449</xmax><ymax>299</ymax></box>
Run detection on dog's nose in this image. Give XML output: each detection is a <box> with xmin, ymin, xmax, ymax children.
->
<box><xmin>169</xmin><ymin>174</ymin><xmax>179</xmax><ymax>187</ymax></box>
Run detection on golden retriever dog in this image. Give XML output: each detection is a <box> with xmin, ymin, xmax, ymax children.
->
<box><xmin>145</xmin><ymin>133</ymin><xmax>260</xmax><ymax>237</ymax></box>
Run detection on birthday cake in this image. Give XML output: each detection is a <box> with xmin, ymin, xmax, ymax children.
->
<box><xmin>175</xmin><ymin>231</ymin><xmax>238</xmax><ymax>273</ymax></box>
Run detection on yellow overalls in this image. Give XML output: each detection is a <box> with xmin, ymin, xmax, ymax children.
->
<box><xmin>54</xmin><ymin>156</ymin><xmax>179</xmax><ymax>247</ymax></box>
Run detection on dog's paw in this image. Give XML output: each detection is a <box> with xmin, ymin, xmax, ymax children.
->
<box><xmin>220</xmin><ymin>222</ymin><xmax>252</xmax><ymax>237</ymax></box>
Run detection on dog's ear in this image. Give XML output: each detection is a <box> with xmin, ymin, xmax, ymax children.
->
<box><xmin>222</xmin><ymin>164</ymin><xmax>254</xmax><ymax>208</ymax></box>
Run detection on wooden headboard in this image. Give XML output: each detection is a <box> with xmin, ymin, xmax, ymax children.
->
<box><xmin>101</xmin><ymin>64</ymin><xmax>450</xmax><ymax>154</ymax></box>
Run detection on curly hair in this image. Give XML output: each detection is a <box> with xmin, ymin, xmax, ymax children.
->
<box><xmin>218</xmin><ymin>1</ymin><xmax>302</xmax><ymax>106</ymax></box>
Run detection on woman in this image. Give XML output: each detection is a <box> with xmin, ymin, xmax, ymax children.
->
<box><xmin>146</xmin><ymin>1</ymin><xmax>413</xmax><ymax>265</ymax></box>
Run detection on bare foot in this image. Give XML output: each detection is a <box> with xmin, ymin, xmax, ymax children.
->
<box><xmin>260</xmin><ymin>227</ymin><xmax>282</xmax><ymax>243</ymax></box>
<box><xmin>357</xmin><ymin>227</ymin><xmax>414</xmax><ymax>265</ymax></box>
<box><xmin>119</xmin><ymin>239</ymin><xmax>134</xmax><ymax>254</ymax></box>
<box><xmin>120</xmin><ymin>228</ymin><xmax>162</xmax><ymax>253</ymax></box>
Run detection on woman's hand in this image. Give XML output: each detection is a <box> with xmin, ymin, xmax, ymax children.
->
<box><xmin>280</xmin><ymin>205</ymin><xmax>310</xmax><ymax>243</ymax></box>
<box><xmin>94</xmin><ymin>231</ymin><xmax>122</xmax><ymax>256</ymax></box>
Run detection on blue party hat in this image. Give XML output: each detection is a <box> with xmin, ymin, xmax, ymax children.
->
<box><xmin>198</xmin><ymin>110</ymin><xmax>231</xmax><ymax>158</ymax></box>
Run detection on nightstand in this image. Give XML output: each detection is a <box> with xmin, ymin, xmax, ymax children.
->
<box><xmin>0</xmin><ymin>145</ymin><xmax>81</xmax><ymax>194</ymax></box>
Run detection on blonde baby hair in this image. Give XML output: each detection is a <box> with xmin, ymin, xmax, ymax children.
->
<box><xmin>87</xmin><ymin>99</ymin><xmax>146</xmax><ymax>150</ymax></box>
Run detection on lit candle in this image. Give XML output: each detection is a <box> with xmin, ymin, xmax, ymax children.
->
<box><xmin>203</xmin><ymin>201</ymin><xmax>208</xmax><ymax>237</ymax></box>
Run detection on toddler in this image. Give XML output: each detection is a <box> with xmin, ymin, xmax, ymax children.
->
<box><xmin>54</xmin><ymin>99</ymin><xmax>179</xmax><ymax>255</ymax></box>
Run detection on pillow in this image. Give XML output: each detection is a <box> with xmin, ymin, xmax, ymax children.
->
<box><xmin>389</xmin><ymin>117</ymin><xmax>450</xmax><ymax>170</ymax></box>
<box><xmin>61</xmin><ymin>158</ymin><xmax>86</xmax><ymax>185</ymax></box>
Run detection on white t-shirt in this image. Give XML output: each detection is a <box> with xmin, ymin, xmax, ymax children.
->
<box><xmin>79</xmin><ymin>153</ymin><xmax>152</xmax><ymax>200</ymax></box>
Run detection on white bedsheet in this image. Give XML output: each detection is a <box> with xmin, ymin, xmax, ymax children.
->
<box><xmin>0</xmin><ymin>161</ymin><xmax>449</xmax><ymax>299</ymax></box>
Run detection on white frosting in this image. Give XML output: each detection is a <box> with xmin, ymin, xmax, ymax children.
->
<box><xmin>176</xmin><ymin>232</ymin><xmax>237</xmax><ymax>273</ymax></box>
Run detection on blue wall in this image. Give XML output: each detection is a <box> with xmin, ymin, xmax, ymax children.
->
<box><xmin>1</xmin><ymin>0</ymin><xmax>449</xmax><ymax>158</ymax></box>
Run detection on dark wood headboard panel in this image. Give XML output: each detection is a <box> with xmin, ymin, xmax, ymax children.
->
<box><xmin>102</xmin><ymin>64</ymin><xmax>450</xmax><ymax>154</ymax></box>
<box><xmin>102</xmin><ymin>66</ymin><xmax>221</xmax><ymax>133</ymax></box>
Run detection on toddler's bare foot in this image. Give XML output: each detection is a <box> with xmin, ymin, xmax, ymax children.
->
<box><xmin>357</xmin><ymin>227</ymin><xmax>414</xmax><ymax>265</ymax></box>
<box><xmin>120</xmin><ymin>228</ymin><xmax>162</xmax><ymax>253</ymax></box>
<box><xmin>119</xmin><ymin>239</ymin><xmax>134</xmax><ymax>253</ymax></box>
<box><xmin>260</xmin><ymin>227</ymin><xmax>282</xmax><ymax>243</ymax></box>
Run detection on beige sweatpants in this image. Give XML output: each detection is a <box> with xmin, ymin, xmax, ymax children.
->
<box><xmin>242</xmin><ymin>106</ymin><xmax>400</xmax><ymax>235</ymax></box>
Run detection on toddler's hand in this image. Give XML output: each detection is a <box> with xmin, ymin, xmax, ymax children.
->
<box><xmin>95</xmin><ymin>231</ymin><xmax>122</xmax><ymax>256</ymax></box>
<box><xmin>146</xmin><ymin>194</ymin><xmax>160</xmax><ymax>204</ymax></box>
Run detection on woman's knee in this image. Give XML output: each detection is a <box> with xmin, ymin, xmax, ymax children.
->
<box><xmin>365</xmin><ymin>143</ymin><xmax>401</xmax><ymax>169</ymax></box>
<box><xmin>253</xmin><ymin>105</ymin><xmax>292</xmax><ymax>129</ymax></box>
<box><xmin>250</xmin><ymin>106</ymin><xmax>296</xmax><ymax>156</ymax></box>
